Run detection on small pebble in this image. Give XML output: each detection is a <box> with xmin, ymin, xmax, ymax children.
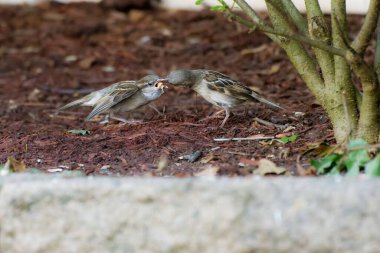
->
<box><xmin>180</xmin><ymin>151</ymin><xmax>202</xmax><ymax>163</ymax></box>
<box><xmin>102</xmin><ymin>65</ymin><xmax>115</xmax><ymax>73</ymax></box>
<box><xmin>64</xmin><ymin>55</ymin><xmax>78</xmax><ymax>63</ymax></box>
<box><xmin>47</xmin><ymin>168</ymin><xmax>63</xmax><ymax>173</ymax></box>
<box><xmin>294</xmin><ymin>111</ymin><xmax>305</xmax><ymax>117</ymax></box>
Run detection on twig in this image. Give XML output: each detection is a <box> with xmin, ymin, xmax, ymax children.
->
<box><xmin>227</xmin><ymin>151</ymin><xmax>250</xmax><ymax>156</ymax></box>
<box><xmin>19</xmin><ymin>102</ymin><xmax>52</xmax><ymax>107</ymax></box>
<box><xmin>233</xmin><ymin>0</ymin><xmax>267</xmax><ymax>27</ymax></box>
<box><xmin>165</xmin><ymin>122</ymin><xmax>206</xmax><ymax>127</ymax></box>
<box><xmin>279</xmin><ymin>0</ymin><xmax>308</xmax><ymax>35</ymax></box>
<box><xmin>254</xmin><ymin>117</ymin><xmax>288</xmax><ymax>129</ymax></box>
<box><xmin>346</xmin><ymin>144</ymin><xmax>380</xmax><ymax>151</ymax></box>
<box><xmin>222</xmin><ymin>1</ymin><xmax>348</xmax><ymax>58</ymax></box>
<box><xmin>214</xmin><ymin>136</ymin><xmax>275</xmax><ymax>142</ymax></box>
<box><xmin>49</xmin><ymin>114</ymin><xmax>77</xmax><ymax>120</ymax></box>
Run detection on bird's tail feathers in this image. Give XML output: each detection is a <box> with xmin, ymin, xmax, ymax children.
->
<box><xmin>250</xmin><ymin>91</ymin><xmax>283</xmax><ymax>110</ymax></box>
<box><xmin>58</xmin><ymin>98</ymin><xmax>87</xmax><ymax>111</ymax></box>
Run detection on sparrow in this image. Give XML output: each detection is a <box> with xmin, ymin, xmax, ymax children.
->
<box><xmin>58</xmin><ymin>82</ymin><xmax>121</xmax><ymax>112</ymax></box>
<box><xmin>85</xmin><ymin>75</ymin><xmax>167</xmax><ymax>123</ymax></box>
<box><xmin>162</xmin><ymin>69</ymin><xmax>282</xmax><ymax>127</ymax></box>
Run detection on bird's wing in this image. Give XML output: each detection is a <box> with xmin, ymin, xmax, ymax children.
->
<box><xmin>85</xmin><ymin>81</ymin><xmax>139</xmax><ymax>120</ymax></box>
<box><xmin>203</xmin><ymin>70</ymin><xmax>282</xmax><ymax>110</ymax></box>
<box><xmin>203</xmin><ymin>70</ymin><xmax>253</xmax><ymax>101</ymax></box>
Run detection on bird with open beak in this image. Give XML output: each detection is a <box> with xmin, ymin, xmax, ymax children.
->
<box><xmin>84</xmin><ymin>74</ymin><xmax>167</xmax><ymax>123</ymax></box>
<box><xmin>160</xmin><ymin>69</ymin><xmax>282</xmax><ymax>128</ymax></box>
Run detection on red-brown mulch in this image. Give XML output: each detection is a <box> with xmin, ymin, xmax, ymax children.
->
<box><xmin>1</xmin><ymin>2</ymin><xmax>357</xmax><ymax>176</ymax></box>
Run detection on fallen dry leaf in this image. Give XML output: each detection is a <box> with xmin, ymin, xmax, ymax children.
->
<box><xmin>240</xmin><ymin>44</ymin><xmax>268</xmax><ymax>55</ymax></box>
<box><xmin>78</xmin><ymin>56</ymin><xmax>96</xmax><ymax>69</ymax></box>
<box><xmin>275</xmin><ymin>132</ymin><xmax>293</xmax><ymax>138</ymax></box>
<box><xmin>200</xmin><ymin>153</ymin><xmax>215</xmax><ymax>164</ymax></box>
<box><xmin>157</xmin><ymin>156</ymin><xmax>168</xmax><ymax>171</ymax></box>
<box><xmin>296</xmin><ymin>155</ymin><xmax>316</xmax><ymax>176</ymax></box>
<box><xmin>43</xmin><ymin>12</ymin><xmax>65</xmax><ymax>21</ymax></box>
<box><xmin>126</xmin><ymin>132</ymin><xmax>147</xmax><ymax>140</ymax></box>
<box><xmin>282</xmin><ymin>126</ymin><xmax>295</xmax><ymax>133</ymax></box>
<box><xmin>254</xmin><ymin>159</ymin><xmax>287</xmax><ymax>176</ymax></box>
<box><xmin>238</xmin><ymin>158</ymin><xmax>259</xmax><ymax>167</ymax></box>
<box><xmin>4</xmin><ymin>157</ymin><xmax>26</xmax><ymax>173</ymax></box>
<box><xmin>258</xmin><ymin>63</ymin><xmax>281</xmax><ymax>75</ymax></box>
<box><xmin>27</xmin><ymin>88</ymin><xmax>43</xmax><ymax>102</ymax></box>
<box><xmin>128</xmin><ymin>10</ymin><xmax>146</xmax><ymax>23</ymax></box>
<box><xmin>195</xmin><ymin>165</ymin><xmax>220</xmax><ymax>177</ymax></box>
<box><xmin>304</xmin><ymin>142</ymin><xmax>334</xmax><ymax>157</ymax></box>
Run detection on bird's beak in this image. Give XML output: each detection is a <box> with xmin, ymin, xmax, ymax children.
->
<box><xmin>155</xmin><ymin>80</ymin><xmax>168</xmax><ymax>90</ymax></box>
<box><xmin>157</xmin><ymin>78</ymin><xmax>169</xmax><ymax>84</ymax></box>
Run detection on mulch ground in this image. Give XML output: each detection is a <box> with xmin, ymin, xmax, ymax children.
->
<box><xmin>0</xmin><ymin>2</ymin><xmax>364</xmax><ymax>176</ymax></box>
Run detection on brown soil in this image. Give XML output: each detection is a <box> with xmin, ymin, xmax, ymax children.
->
<box><xmin>0</xmin><ymin>3</ymin><xmax>363</xmax><ymax>176</ymax></box>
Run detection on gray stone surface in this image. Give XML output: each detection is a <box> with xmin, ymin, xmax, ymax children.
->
<box><xmin>1</xmin><ymin>175</ymin><xmax>380</xmax><ymax>253</ymax></box>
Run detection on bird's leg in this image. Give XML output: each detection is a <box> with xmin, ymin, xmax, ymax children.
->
<box><xmin>219</xmin><ymin>108</ymin><xmax>231</xmax><ymax>128</ymax></box>
<box><xmin>149</xmin><ymin>104</ymin><xmax>165</xmax><ymax>116</ymax></box>
<box><xmin>211</xmin><ymin>109</ymin><xmax>225</xmax><ymax>117</ymax></box>
<box><xmin>109</xmin><ymin>112</ymin><xmax>142</xmax><ymax>125</ymax></box>
<box><xmin>243</xmin><ymin>107</ymin><xmax>248</xmax><ymax>117</ymax></box>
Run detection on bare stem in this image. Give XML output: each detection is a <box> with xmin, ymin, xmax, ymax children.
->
<box><xmin>280</xmin><ymin>0</ymin><xmax>308</xmax><ymax>35</ymax></box>
<box><xmin>330</xmin><ymin>0</ymin><xmax>359</xmax><ymax>136</ymax></box>
<box><xmin>353</xmin><ymin>61</ymin><xmax>380</xmax><ymax>143</ymax></box>
<box><xmin>263</xmin><ymin>0</ymin><xmax>327</xmax><ymax>100</ymax></box>
<box><xmin>233</xmin><ymin>0</ymin><xmax>265</xmax><ymax>25</ymax></box>
<box><xmin>305</xmin><ymin>0</ymin><xmax>335</xmax><ymax>84</ymax></box>
<box><xmin>351</xmin><ymin>0</ymin><xmax>380</xmax><ymax>55</ymax></box>
<box><xmin>375</xmin><ymin>14</ymin><xmax>380</xmax><ymax>83</ymax></box>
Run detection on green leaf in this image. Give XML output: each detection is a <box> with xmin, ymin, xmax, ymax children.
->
<box><xmin>195</xmin><ymin>0</ymin><xmax>204</xmax><ymax>5</ymax></box>
<box><xmin>347</xmin><ymin>138</ymin><xmax>367</xmax><ymax>148</ymax></box>
<box><xmin>365</xmin><ymin>154</ymin><xmax>380</xmax><ymax>177</ymax></box>
<box><xmin>280</xmin><ymin>134</ymin><xmax>298</xmax><ymax>144</ymax></box>
<box><xmin>311</xmin><ymin>154</ymin><xmax>343</xmax><ymax>175</ymax></box>
<box><xmin>210</xmin><ymin>5</ymin><xmax>226</xmax><ymax>11</ymax></box>
<box><xmin>345</xmin><ymin>139</ymin><xmax>370</xmax><ymax>176</ymax></box>
<box><xmin>67</xmin><ymin>129</ymin><xmax>91</xmax><ymax>136</ymax></box>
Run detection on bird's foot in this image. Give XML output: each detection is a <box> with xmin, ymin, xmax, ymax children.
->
<box><xmin>199</xmin><ymin>113</ymin><xmax>225</xmax><ymax>122</ymax></box>
<box><xmin>99</xmin><ymin>115</ymin><xmax>110</xmax><ymax>125</ymax></box>
<box><xmin>107</xmin><ymin>113</ymin><xmax>141</xmax><ymax>125</ymax></box>
<box><xmin>118</xmin><ymin>119</ymin><xmax>144</xmax><ymax>125</ymax></box>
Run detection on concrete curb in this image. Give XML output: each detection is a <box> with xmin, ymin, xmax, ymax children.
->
<box><xmin>1</xmin><ymin>175</ymin><xmax>380</xmax><ymax>253</ymax></box>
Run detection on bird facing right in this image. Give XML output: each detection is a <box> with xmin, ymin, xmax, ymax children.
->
<box><xmin>59</xmin><ymin>74</ymin><xmax>167</xmax><ymax>124</ymax></box>
<box><xmin>85</xmin><ymin>74</ymin><xmax>167</xmax><ymax>123</ymax></box>
<box><xmin>162</xmin><ymin>69</ymin><xmax>282</xmax><ymax>127</ymax></box>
